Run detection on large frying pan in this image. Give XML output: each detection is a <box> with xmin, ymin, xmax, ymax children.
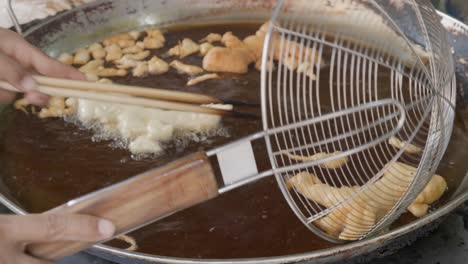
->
<box><xmin>2</xmin><ymin>0</ymin><xmax>468</xmax><ymax>263</ymax></box>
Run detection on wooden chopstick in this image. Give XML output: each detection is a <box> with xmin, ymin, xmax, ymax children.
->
<box><xmin>33</xmin><ymin>75</ymin><xmax>223</xmax><ymax>105</ymax></box>
<box><xmin>0</xmin><ymin>80</ymin><xmax>257</xmax><ymax>118</ymax></box>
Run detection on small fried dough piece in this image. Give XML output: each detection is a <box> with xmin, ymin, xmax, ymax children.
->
<box><xmin>146</xmin><ymin>29</ymin><xmax>165</xmax><ymax>39</ymax></box>
<box><xmin>38</xmin><ymin>96</ymin><xmax>76</xmax><ymax>118</ymax></box>
<box><xmin>297</xmin><ymin>62</ymin><xmax>317</xmax><ymax>80</ymax></box>
<box><xmin>168</xmin><ymin>38</ymin><xmax>200</xmax><ymax>58</ymax></box>
<box><xmin>115</xmin><ymin>235</ymin><xmax>138</xmax><ymax>251</ymax></box>
<box><xmin>115</xmin><ymin>51</ymin><xmax>151</xmax><ymax>69</ymax></box>
<box><xmin>89</xmin><ymin>43</ymin><xmax>103</xmax><ymax>50</ymax></box>
<box><xmin>95</xmin><ymin>68</ymin><xmax>127</xmax><ymax>77</ymax></box>
<box><xmin>187</xmin><ymin>73</ymin><xmax>220</xmax><ymax>86</ymax></box>
<box><xmin>148</xmin><ymin>56</ymin><xmax>169</xmax><ymax>75</ymax></box>
<box><xmin>57</xmin><ymin>52</ymin><xmax>73</xmax><ymax>65</ymax></box>
<box><xmin>14</xmin><ymin>98</ymin><xmax>31</xmax><ymax>114</ymax></box>
<box><xmin>282</xmin><ymin>56</ymin><xmax>299</xmax><ymax>70</ymax></box>
<box><xmin>117</xmin><ymin>39</ymin><xmax>136</xmax><ymax>49</ymax></box>
<box><xmin>128</xmin><ymin>30</ymin><xmax>141</xmax><ymax>40</ymax></box>
<box><xmin>407</xmin><ymin>175</ymin><xmax>447</xmax><ymax>217</ymax></box>
<box><xmin>222</xmin><ymin>32</ymin><xmax>256</xmax><ymax>61</ymax></box>
<box><xmin>122</xmin><ymin>45</ymin><xmax>144</xmax><ymax>54</ymax></box>
<box><xmin>203</xmin><ymin>47</ymin><xmax>254</xmax><ymax>74</ymax></box>
<box><xmin>80</xmin><ymin>60</ymin><xmax>127</xmax><ymax>77</ymax></box>
<box><xmin>105</xmin><ymin>44</ymin><xmax>123</xmax><ymax>61</ymax></box>
<box><xmin>103</xmin><ymin>33</ymin><xmax>133</xmax><ymax>46</ymax></box>
<box><xmin>282</xmin><ymin>151</ymin><xmax>348</xmax><ymax>169</ymax></box>
<box><xmin>143</xmin><ymin>29</ymin><xmax>165</xmax><ymax>49</ymax></box>
<box><xmin>73</xmin><ymin>48</ymin><xmax>91</xmax><ymax>65</ymax></box>
<box><xmin>136</xmin><ymin>41</ymin><xmax>145</xmax><ymax>49</ymax></box>
<box><xmin>255</xmin><ymin>58</ymin><xmax>275</xmax><ymax>72</ymax></box>
<box><xmin>123</xmin><ymin>50</ymin><xmax>150</xmax><ymax>61</ymax></box>
<box><xmin>288</xmin><ymin>162</ymin><xmax>447</xmax><ymax>241</ymax></box>
<box><xmin>221</xmin><ymin>32</ymin><xmax>246</xmax><ymax>49</ymax></box>
<box><xmin>170</xmin><ymin>60</ymin><xmax>203</xmax><ymax>75</ymax></box>
<box><xmin>91</xmin><ymin>48</ymin><xmax>106</xmax><ymax>60</ymax></box>
<box><xmin>79</xmin><ymin>59</ymin><xmax>104</xmax><ymax>73</ymax></box>
<box><xmin>199</xmin><ymin>33</ymin><xmax>222</xmax><ymax>43</ymax></box>
<box><xmin>143</xmin><ymin>37</ymin><xmax>165</xmax><ymax>49</ymax></box>
<box><xmin>199</xmin><ymin>42</ymin><xmax>214</xmax><ymax>56</ymax></box>
<box><xmin>243</xmin><ymin>34</ymin><xmax>264</xmax><ymax>60</ymax></box>
<box><xmin>388</xmin><ymin>136</ymin><xmax>422</xmax><ymax>154</ymax></box>
<box><xmin>132</xmin><ymin>63</ymin><xmax>149</xmax><ymax>77</ymax></box>
<box><xmin>89</xmin><ymin>43</ymin><xmax>106</xmax><ymax>59</ymax></box>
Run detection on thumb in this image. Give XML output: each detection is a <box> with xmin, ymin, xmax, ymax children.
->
<box><xmin>3</xmin><ymin>214</ymin><xmax>115</xmax><ymax>243</ymax></box>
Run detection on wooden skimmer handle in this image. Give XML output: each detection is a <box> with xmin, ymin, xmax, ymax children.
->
<box><xmin>27</xmin><ymin>152</ymin><xmax>218</xmax><ymax>261</ymax></box>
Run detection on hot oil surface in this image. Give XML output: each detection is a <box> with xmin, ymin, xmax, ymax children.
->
<box><xmin>0</xmin><ymin>23</ymin><xmax>466</xmax><ymax>258</ymax></box>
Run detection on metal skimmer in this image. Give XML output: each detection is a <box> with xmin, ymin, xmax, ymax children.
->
<box><xmin>259</xmin><ymin>0</ymin><xmax>456</xmax><ymax>242</ymax></box>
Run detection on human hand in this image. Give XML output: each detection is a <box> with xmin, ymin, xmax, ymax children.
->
<box><xmin>0</xmin><ymin>28</ymin><xmax>84</xmax><ymax>106</ymax></box>
<box><xmin>0</xmin><ymin>214</ymin><xmax>115</xmax><ymax>264</ymax></box>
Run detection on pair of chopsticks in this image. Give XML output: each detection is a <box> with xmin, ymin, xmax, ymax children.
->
<box><xmin>0</xmin><ymin>75</ymin><xmax>258</xmax><ymax>118</ymax></box>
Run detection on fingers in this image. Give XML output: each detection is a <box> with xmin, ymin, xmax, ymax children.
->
<box><xmin>0</xmin><ymin>53</ymin><xmax>36</xmax><ymax>92</ymax></box>
<box><xmin>0</xmin><ymin>29</ymin><xmax>85</xmax><ymax>81</ymax></box>
<box><xmin>2</xmin><ymin>214</ymin><xmax>115</xmax><ymax>243</ymax></box>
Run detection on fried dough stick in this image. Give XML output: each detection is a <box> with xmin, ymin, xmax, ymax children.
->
<box><xmin>288</xmin><ymin>162</ymin><xmax>446</xmax><ymax>240</ymax></box>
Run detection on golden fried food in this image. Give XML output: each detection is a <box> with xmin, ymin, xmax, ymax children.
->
<box><xmin>132</xmin><ymin>63</ymin><xmax>149</xmax><ymax>77</ymax></box>
<box><xmin>73</xmin><ymin>48</ymin><xmax>91</xmax><ymax>65</ymax></box>
<box><xmin>57</xmin><ymin>52</ymin><xmax>74</xmax><ymax>65</ymax></box>
<box><xmin>187</xmin><ymin>73</ymin><xmax>220</xmax><ymax>86</ymax></box>
<box><xmin>203</xmin><ymin>47</ymin><xmax>254</xmax><ymax>74</ymax></box>
<box><xmin>105</xmin><ymin>44</ymin><xmax>123</xmax><ymax>61</ymax></box>
<box><xmin>148</xmin><ymin>56</ymin><xmax>169</xmax><ymax>75</ymax></box>
<box><xmin>168</xmin><ymin>38</ymin><xmax>200</xmax><ymax>58</ymax></box>
<box><xmin>200</xmin><ymin>42</ymin><xmax>214</xmax><ymax>56</ymax></box>
<box><xmin>199</xmin><ymin>33</ymin><xmax>222</xmax><ymax>43</ymax></box>
<box><xmin>103</xmin><ymin>33</ymin><xmax>133</xmax><ymax>46</ymax></box>
<box><xmin>38</xmin><ymin>96</ymin><xmax>76</xmax><ymax>119</ymax></box>
<box><xmin>388</xmin><ymin>136</ymin><xmax>423</xmax><ymax>154</ymax></box>
<box><xmin>282</xmin><ymin>151</ymin><xmax>349</xmax><ymax>169</ymax></box>
<box><xmin>170</xmin><ymin>60</ymin><xmax>203</xmax><ymax>75</ymax></box>
<box><xmin>288</xmin><ymin>162</ymin><xmax>446</xmax><ymax>240</ymax></box>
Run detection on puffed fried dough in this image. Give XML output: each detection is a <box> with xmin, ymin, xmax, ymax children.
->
<box><xmin>103</xmin><ymin>33</ymin><xmax>133</xmax><ymax>46</ymax></box>
<box><xmin>388</xmin><ymin>136</ymin><xmax>422</xmax><ymax>154</ymax></box>
<box><xmin>117</xmin><ymin>39</ymin><xmax>136</xmax><ymax>49</ymax></box>
<box><xmin>38</xmin><ymin>96</ymin><xmax>76</xmax><ymax>118</ymax></box>
<box><xmin>143</xmin><ymin>37</ymin><xmax>165</xmax><ymax>49</ymax></box>
<box><xmin>199</xmin><ymin>33</ymin><xmax>222</xmax><ymax>43</ymax></box>
<box><xmin>187</xmin><ymin>73</ymin><xmax>220</xmax><ymax>86</ymax></box>
<box><xmin>203</xmin><ymin>47</ymin><xmax>254</xmax><ymax>74</ymax></box>
<box><xmin>132</xmin><ymin>63</ymin><xmax>149</xmax><ymax>77</ymax></box>
<box><xmin>58</xmin><ymin>52</ymin><xmax>74</xmax><ymax>65</ymax></box>
<box><xmin>105</xmin><ymin>44</ymin><xmax>123</xmax><ymax>61</ymax></box>
<box><xmin>199</xmin><ymin>42</ymin><xmax>214</xmax><ymax>56</ymax></box>
<box><xmin>170</xmin><ymin>60</ymin><xmax>203</xmax><ymax>75</ymax></box>
<box><xmin>168</xmin><ymin>38</ymin><xmax>200</xmax><ymax>58</ymax></box>
<box><xmin>73</xmin><ymin>48</ymin><xmax>91</xmax><ymax>65</ymax></box>
<box><xmin>122</xmin><ymin>45</ymin><xmax>144</xmax><ymax>54</ymax></box>
<box><xmin>288</xmin><ymin>162</ymin><xmax>447</xmax><ymax>240</ymax></box>
<box><xmin>282</xmin><ymin>151</ymin><xmax>348</xmax><ymax>169</ymax></box>
<box><xmin>79</xmin><ymin>59</ymin><xmax>104</xmax><ymax>73</ymax></box>
<box><xmin>148</xmin><ymin>56</ymin><xmax>169</xmax><ymax>75</ymax></box>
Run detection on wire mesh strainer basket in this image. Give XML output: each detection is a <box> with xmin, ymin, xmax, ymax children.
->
<box><xmin>262</xmin><ymin>0</ymin><xmax>456</xmax><ymax>242</ymax></box>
